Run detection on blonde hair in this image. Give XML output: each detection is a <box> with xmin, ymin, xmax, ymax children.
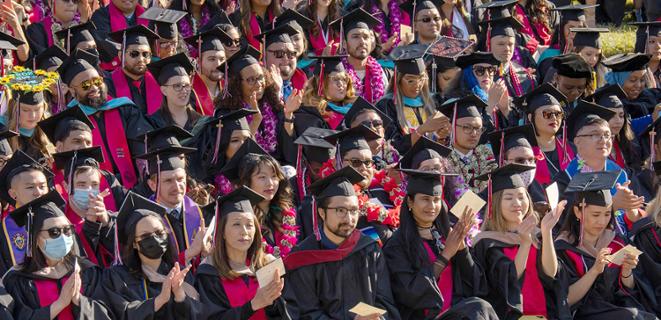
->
<box><xmin>5</xmin><ymin>98</ymin><xmax>54</xmax><ymax>160</ymax></box>
<box><xmin>302</xmin><ymin>71</ymin><xmax>356</xmax><ymax>117</ymax></box>
<box><xmin>481</xmin><ymin>188</ymin><xmax>537</xmax><ymax>232</ymax></box>
<box><xmin>389</xmin><ymin>71</ymin><xmax>435</xmax><ymax>134</ymax></box>
<box><xmin>645</xmin><ymin>188</ymin><xmax>661</xmax><ymax>228</ymax></box>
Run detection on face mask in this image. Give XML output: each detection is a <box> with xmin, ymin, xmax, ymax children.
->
<box><xmin>520</xmin><ymin>168</ymin><xmax>537</xmax><ymax>187</ymax></box>
<box><xmin>42</xmin><ymin>234</ymin><xmax>74</xmax><ymax>260</ymax></box>
<box><xmin>87</xmin><ymin>48</ymin><xmax>99</xmax><ymax>57</ymax></box>
<box><xmin>138</xmin><ymin>234</ymin><xmax>168</xmax><ymax>259</ymax></box>
<box><xmin>71</xmin><ymin>188</ymin><xmax>99</xmax><ymax>211</ymax></box>
<box><xmin>18</xmin><ymin>127</ymin><xmax>35</xmax><ymax>137</ymax></box>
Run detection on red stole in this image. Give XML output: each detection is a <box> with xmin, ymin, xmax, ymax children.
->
<box><xmin>308</xmin><ymin>26</ymin><xmax>340</xmax><ymax>56</ymax></box>
<box><xmin>108</xmin><ymin>2</ymin><xmax>147</xmax><ymax>32</ymax></box>
<box><xmin>533</xmin><ymin>138</ymin><xmax>574</xmax><ymax>185</ymax></box>
<box><xmin>422</xmin><ymin>241</ymin><xmax>453</xmax><ymax>313</ymax></box>
<box><xmin>88</xmin><ymin>108</ymin><xmax>138</xmax><ymax>188</ymax></box>
<box><xmin>291</xmin><ymin>69</ymin><xmax>307</xmax><ymax>91</ymax></box>
<box><xmin>248</xmin><ymin>12</ymin><xmax>274</xmax><ymax>50</ymax></box>
<box><xmin>284</xmin><ymin>230</ymin><xmax>361</xmax><ymax>271</ymax></box>
<box><xmin>502</xmin><ymin>246</ymin><xmax>548</xmax><ymax>318</ymax></box>
<box><xmin>192</xmin><ymin>73</ymin><xmax>216</xmax><ymax>116</ymax></box>
<box><xmin>34</xmin><ymin>275</ymin><xmax>78</xmax><ymax>320</ymax></box>
<box><xmin>324</xmin><ymin>110</ymin><xmax>344</xmax><ymax>130</ymax></box>
<box><xmin>111</xmin><ymin>69</ymin><xmax>162</xmax><ymax>115</ymax></box>
<box><xmin>565</xmin><ymin>239</ymin><xmax>625</xmax><ymax>277</ymax></box>
<box><xmin>610</xmin><ymin>141</ymin><xmax>626</xmax><ymax>169</ymax></box>
<box><xmin>221</xmin><ymin>276</ymin><xmax>266</xmax><ymax>320</ymax></box>
<box><xmin>53</xmin><ymin>166</ymin><xmax>68</xmax><ymax>203</ymax></box>
<box><xmin>40</xmin><ymin>18</ymin><xmax>55</xmax><ymax>47</ymax></box>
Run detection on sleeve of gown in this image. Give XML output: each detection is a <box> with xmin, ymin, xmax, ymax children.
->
<box><xmin>2</xmin><ymin>272</ymin><xmax>50</xmax><ymax>320</ymax></box>
<box><xmin>382</xmin><ymin>238</ymin><xmax>443</xmax><ymax>315</ymax></box>
<box><xmin>276</xmin><ymin>112</ymin><xmax>297</xmax><ymax>166</ymax></box>
<box><xmin>373</xmin><ymin>248</ymin><xmax>401</xmax><ymax>320</ymax></box>
<box><xmin>99</xmin><ymin>268</ymin><xmax>158</xmax><ymax>320</ymax></box>
<box><xmin>282</xmin><ymin>266</ymin><xmax>333</xmax><ymax>320</ymax></box>
<box><xmin>91</xmin><ymin>7</ymin><xmax>119</xmax><ymax>64</ymax></box>
<box><xmin>377</xmin><ymin>99</ymin><xmax>413</xmax><ymax>155</ymax></box>
<box><xmin>452</xmin><ymin>247</ymin><xmax>486</xmax><ymax>297</ymax></box>
<box><xmin>120</xmin><ymin>106</ymin><xmax>154</xmax><ymax>157</ymax></box>
<box><xmin>473</xmin><ymin>241</ymin><xmax>522</xmax><ymax>317</ymax></box>
<box><xmin>631</xmin><ymin>114</ymin><xmax>652</xmax><ymax>137</ymax></box>
<box><xmin>195</xmin><ymin>272</ymin><xmax>256</xmax><ymax>319</ymax></box>
<box><xmin>25</xmin><ymin>24</ymin><xmax>46</xmax><ymax>57</ymax></box>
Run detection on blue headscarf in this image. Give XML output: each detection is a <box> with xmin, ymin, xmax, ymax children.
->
<box><xmin>605</xmin><ymin>71</ymin><xmax>632</xmax><ymax>87</ymax></box>
<box><xmin>462</xmin><ymin>68</ymin><xmax>488</xmax><ymax>102</ymax></box>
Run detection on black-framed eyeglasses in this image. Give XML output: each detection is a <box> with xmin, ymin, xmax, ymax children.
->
<box><xmin>473</xmin><ymin>66</ymin><xmax>497</xmax><ymax>77</ymax></box>
<box><xmin>77</xmin><ymin>77</ymin><xmax>104</xmax><ymax>91</ymax></box>
<box><xmin>324</xmin><ymin>206</ymin><xmax>360</xmax><ymax>218</ymax></box>
<box><xmin>242</xmin><ymin>75</ymin><xmax>265</xmax><ymax>85</ymax></box>
<box><xmin>456</xmin><ymin>124</ymin><xmax>485</xmax><ymax>135</ymax></box>
<box><xmin>360</xmin><ymin>119</ymin><xmax>383</xmax><ymax>129</ymax></box>
<box><xmin>163</xmin><ymin>83</ymin><xmax>192</xmax><ymax>92</ymax></box>
<box><xmin>416</xmin><ymin>16</ymin><xmax>441</xmax><ymax>23</ymax></box>
<box><xmin>344</xmin><ymin>158</ymin><xmax>374</xmax><ymax>168</ymax></box>
<box><xmin>268</xmin><ymin>50</ymin><xmax>297</xmax><ymax>59</ymax></box>
<box><xmin>542</xmin><ymin>110</ymin><xmax>564</xmax><ymax>120</ymax></box>
<box><xmin>128</xmin><ymin>50</ymin><xmax>152</xmax><ymax>60</ymax></box>
<box><xmin>41</xmin><ymin>225</ymin><xmax>75</xmax><ymax>239</ymax></box>
<box><xmin>224</xmin><ymin>39</ymin><xmax>241</xmax><ymax>47</ymax></box>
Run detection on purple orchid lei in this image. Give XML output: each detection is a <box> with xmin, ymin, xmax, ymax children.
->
<box><xmin>179</xmin><ymin>4</ymin><xmax>212</xmax><ymax>58</ymax></box>
<box><xmin>370</xmin><ymin>0</ymin><xmax>401</xmax><ymax>48</ymax></box>
<box><xmin>255</xmin><ymin>101</ymin><xmax>277</xmax><ymax>154</ymax></box>
<box><xmin>342</xmin><ymin>56</ymin><xmax>386</xmax><ymax>104</ymax></box>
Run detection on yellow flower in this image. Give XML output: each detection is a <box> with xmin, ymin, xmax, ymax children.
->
<box><xmin>10</xmin><ymin>84</ymin><xmax>21</xmax><ymax>90</ymax></box>
<box><xmin>46</xmin><ymin>72</ymin><xmax>59</xmax><ymax>80</ymax></box>
<box><xmin>12</xmin><ymin>66</ymin><xmax>25</xmax><ymax>72</ymax></box>
<box><xmin>0</xmin><ymin>78</ymin><xmax>9</xmax><ymax>85</ymax></box>
<box><xmin>34</xmin><ymin>69</ymin><xmax>46</xmax><ymax>76</ymax></box>
<box><xmin>33</xmin><ymin>85</ymin><xmax>45</xmax><ymax>92</ymax></box>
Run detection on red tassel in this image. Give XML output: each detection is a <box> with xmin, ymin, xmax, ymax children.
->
<box><xmin>562</xmin><ymin>122</ymin><xmax>569</xmax><ymax>166</ymax></box>
<box><xmin>499</xmin><ymin>131</ymin><xmax>505</xmax><ymax>166</ymax></box>
<box><xmin>222</xmin><ymin>62</ymin><xmax>231</xmax><ymax>98</ymax></box>
<box><xmin>393</xmin><ymin>67</ymin><xmax>398</xmax><ymax>103</ymax></box>
<box><xmin>486</xmin><ymin>11</ymin><xmax>491</xmax><ymax>52</ymax></box>
<box><xmin>317</xmin><ymin>62</ymin><xmax>325</xmax><ymax>96</ymax></box>
<box><xmin>312</xmin><ymin>197</ymin><xmax>320</xmax><ymax>241</ymax></box>
<box><xmin>650</xmin><ymin>130</ymin><xmax>657</xmax><ymax>170</ymax></box>
<box><xmin>487</xmin><ymin>174</ymin><xmax>493</xmax><ymax>220</ymax></box>
<box><xmin>211</xmin><ymin>119</ymin><xmax>223</xmax><ymax>164</ymax></box>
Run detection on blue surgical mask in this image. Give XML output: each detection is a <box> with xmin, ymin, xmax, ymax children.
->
<box><xmin>42</xmin><ymin>234</ymin><xmax>74</xmax><ymax>260</ymax></box>
<box><xmin>18</xmin><ymin>127</ymin><xmax>35</xmax><ymax>137</ymax></box>
<box><xmin>71</xmin><ymin>188</ymin><xmax>99</xmax><ymax>211</ymax></box>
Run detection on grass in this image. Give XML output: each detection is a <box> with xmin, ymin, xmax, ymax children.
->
<box><xmin>601</xmin><ymin>25</ymin><xmax>637</xmax><ymax>56</ymax></box>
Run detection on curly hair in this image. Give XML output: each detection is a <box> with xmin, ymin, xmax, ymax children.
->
<box><xmin>301</xmin><ymin>71</ymin><xmax>356</xmax><ymax>117</ymax></box>
<box><xmin>519</xmin><ymin>0</ymin><xmax>551</xmax><ymax>30</ymax></box>
<box><xmin>214</xmin><ymin>64</ymin><xmax>284</xmax><ymax>112</ymax></box>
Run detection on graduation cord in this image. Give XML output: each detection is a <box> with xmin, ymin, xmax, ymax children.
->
<box><xmin>649</xmin><ymin>130</ymin><xmax>656</xmax><ymax>171</ymax></box>
<box><xmin>211</xmin><ymin>119</ymin><xmax>222</xmax><ymax>164</ymax></box>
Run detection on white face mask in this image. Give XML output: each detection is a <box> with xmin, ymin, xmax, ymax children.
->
<box><xmin>519</xmin><ymin>168</ymin><xmax>537</xmax><ymax>187</ymax></box>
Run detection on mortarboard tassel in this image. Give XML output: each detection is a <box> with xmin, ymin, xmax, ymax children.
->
<box><xmin>579</xmin><ymin>199</ymin><xmax>585</xmax><ymax>247</ymax></box>
<box><xmin>295</xmin><ymin>144</ymin><xmax>305</xmax><ymax>203</ymax></box>
<box><xmin>67</xmin><ymin>151</ymin><xmax>79</xmax><ymax>195</ymax></box>
<box><xmin>222</xmin><ymin>62</ymin><xmax>231</xmax><ymax>99</ymax></box>
<box><xmin>211</xmin><ymin>119</ymin><xmax>223</xmax><ymax>164</ymax></box>
<box><xmin>393</xmin><ymin>66</ymin><xmax>398</xmax><ymax>103</ymax></box>
<box><xmin>312</xmin><ymin>197</ymin><xmax>320</xmax><ymax>241</ymax></box>
<box><xmin>451</xmin><ymin>102</ymin><xmax>457</xmax><ymax>145</ymax></box>
<box><xmin>155</xmin><ymin>154</ymin><xmax>161</xmax><ymax>201</ymax></box>
<box><xmin>122</xmin><ymin>31</ymin><xmax>127</xmax><ymax>69</ymax></box>
<box><xmin>561</xmin><ymin>122</ymin><xmax>570</xmax><ymax>166</ymax></box>
<box><xmin>14</xmin><ymin>94</ymin><xmax>20</xmax><ymax>133</ymax></box>
<box><xmin>431</xmin><ymin>60</ymin><xmax>437</xmax><ymax>94</ymax></box>
<box><xmin>67</xmin><ymin>30</ymin><xmax>71</xmax><ymax>56</ymax></box>
<box><xmin>182</xmin><ymin>0</ymin><xmax>187</xmax><ymax>11</ymax></box>
<box><xmin>317</xmin><ymin>61</ymin><xmax>325</xmax><ymax>96</ymax></box>
<box><xmin>411</xmin><ymin>0</ymin><xmax>417</xmax><ymax>35</ymax></box>
<box><xmin>197</xmin><ymin>37</ymin><xmax>202</xmax><ymax>68</ymax></box>
<box><xmin>339</xmin><ymin>20</ymin><xmax>344</xmax><ymax>53</ymax></box>
<box><xmin>26</xmin><ymin>208</ymin><xmax>33</xmax><ymax>257</ymax></box>
<box><xmin>112</xmin><ymin>214</ymin><xmax>123</xmax><ymax>265</ymax></box>
<box><xmin>486</xmin><ymin>174</ymin><xmax>492</xmax><ymax>220</ymax></box>
<box><xmin>498</xmin><ymin>131</ymin><xmax>505</xmax><ymax>166</ymax></box>
<box><xmin>486</xmin><ymin>11</ymin><xmax>492</xmax><ymax>52</ymax></box>
<box><xmin>650</xmin><ymin>130</ymin><xmax>656</xmax><ymax>170</ymax></box>
<box><xmin>334</xmin><ymin>142</ymin><xmax>342</xmax><ymax>170</ymax></box>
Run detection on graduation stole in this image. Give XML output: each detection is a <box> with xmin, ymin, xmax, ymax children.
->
<box><xmin>324</xmin><ymin>110</ymin><xmax>344</xmax><ymax>130</ymax></box>
<box><xmin>108</xmin><ymin>2</ymin><xmax>147</xmax><ymax>32</ymax></box>
<box><xmin>421</xmin><ymin>241</ymin><xmax>453</xmax><ymax>313</ymax></box>
<box><xmin>2</xmin><ymin>215</ymin><xmax>26</xmax><ymax>266</ymax></box>
<box><xmin>221</xmin><ymin>276</ymin><xmax>267</xmax><ymax>320</ymax></box>
<box><xmin>532</xmin><ymin>138</ymin><xmax>575</xmax><ymax>185</ymax></box>
<box><xmin>41</xmin><ymin>17</ymin><xmax>55</xmax><ymax>47</ymax></box>
<box><xmin>34</xmin><ymin>276</ymin><xmax>80</xmax><ymax>320</ymax></box>
<box><xmin>610</xmin><ymin>140</ymin><xmax>626</xmax><ymax>169</ymax></box>
<box><xmin>502</xmin><ymin>245</ymin><xmax>548</xmax><ymax>318</ymax></box>
<box><xmin>88</xmin><ymin>109</ymin><xmax>138</xmax><ymax>188</ymax></box>
<box><xmin>248</xmin><ymin>11</ymin><xmax>274</xmax><ymax>50</ymax></box>
<box><xmin>161</xmin><ymin>196</ymin><xmax>203</xmax><ymax>255</ymax></box>
<box><xmin>192</xmin><ymin>73</ymin><xmax>216</xmax><ymax>116</ymax></box>
<box><xmin>291</xmin><ymin>69</ymin><xmax>308</xmax><ymax>91</ymax></box>
<box><xmin>284</xmin><ymin>230</ymin><xmax>361</xmax><ymax>271</ymax></box>
<box><xmin>308</xmin><ymin>20</ymin><xmax>339</xmax><ymax>55</ymax></box>
<box><xmin>110</xmin><ymin>69</ymin><xmax>162</xmax><ymax>115</ymax></box>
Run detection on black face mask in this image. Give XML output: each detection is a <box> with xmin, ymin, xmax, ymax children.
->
<box><xmin>86</xmin><ymin>48</ymin><xmax>100</xmax><ymax>59</ymax></box>
<box><xmin>138</xmin><ymin>235</ymin><xmax>168</xmax><ymax>259</ymax></box>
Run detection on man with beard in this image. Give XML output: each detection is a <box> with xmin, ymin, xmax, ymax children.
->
<box><xmin>283</xmin><ymin>166</ymin><xmax>400</xmax><ymax>320</ymax></box>
<box><xmin>58</xmin><ymin>49</ymin><xmax>153</xmax><ymax>189</ymax></box>
<box><xmin>330</xmin><ymin>8</ymin><xmax>389</xmax><ymax>104</ymax></box>
<box><xmin>185</xmin><ymin>27</ymin><xmax>230</xmax><ymax>116</ymax></box>
<box><xmin>105</xmin><ymin>25</ymin><xmax>163</xmax><ymax>115</ymax></box>
<box><xmin>259</xmin><ymin>24</ymin><xmax>307</xmax><ymax>101</ymax></box>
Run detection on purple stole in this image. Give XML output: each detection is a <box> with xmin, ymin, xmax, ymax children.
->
<box><xmin>2</xmin><ymin>215</ymin><xmax>26</xmax><ymax>266</ymax></box>
<box><xmin>161</xmin><ymin>196</ymin><xmax>203</xmax><ymax>255</ymax></box>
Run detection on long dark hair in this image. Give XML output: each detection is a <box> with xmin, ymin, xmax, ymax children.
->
<box><xmin>239</xmin><ymin>0</ymin><xmax>282</xmax><ymax>40</ymax></box>
<box><xmin>20</xmin><ymin>215</ymin><xmax>81</xmax><ymax>274</ymax></box>
<box><xmin>168</xmin><ymin>0</ymin><xmax>221</xmax><ymax>16</ymax></box>
<box><xmin>398</xmin><ymin>195</ymin><xmax>450</xmax><ymax>270</ymax></box>
<box><xmin>518</xmin><ymin>0</ymin><xmax>551</xmax><ymax>31</ymax></box>
<box><xmin>558</xmin><ymin>194</ymin><xmax>616</xmax><ymax>246</ymax></box>
<box><xmin>298</xmin><ymin>0</ymin><xmax>341</xmax><ymax>38</ymax></box>
<box><xmin>614</xmin><ymin>114</ymin><xmax>643</xmax><ymax>170</ymax></box>
<box><xmin>121</xmin><ymin>212</ymin><xmax>177</xmax><ymax>275</ymax></box>
<box><xmin>211</xmin><ymin>211</ymin><xmax>267</xmax><ymax>279</ymax></box>
<box><xmin>214</xmin><ymin>65</ymin><xmax>283</xmax><ymax>112</ymax></box>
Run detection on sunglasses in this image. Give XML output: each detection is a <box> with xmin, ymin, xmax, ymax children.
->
<box><xmin>542</xmin><ymin>110</ymin><xmax>564</xmax><ymax>120</ymax></box>
<box><xmin>344</xmin><ymin>158</ymin><xmax>374</xmax><ymax>168</ymax></box>
<box><xmin>128</xmin><ymin>50</ymin><xmax>152</xmax><ymax>59</ymax></box>
<box><xmin>473</xmin><ymin>66</ymin><xmax>497</xmax><ymax>77</ymax></box>
<box><xmin>78</xmin><ymin>77</ymin><xmax>104</xmax><ymax>91</ymax></box>
<box><xmin>224</xmin><ymin>39</ymin><xmax>241</xmax><ymax>47</ymax></box>
<box><xmin>417</xmin><ymin>16</ymin><xmax>441</xmax><ymax>23</ymax></box>
<box><xmin>268</xmin><ymin>50</ymin><xmax>297</xmax><ymax>59</ymax></box>
<box><xmin>360</xmin><ymin>119</ymin><xmax>383</xmax><ymax>128</ymax></box>
<box><xmin>41</xmin><ymin>225</ymin><xmax>75</xmax><ymax>239</ymax></box>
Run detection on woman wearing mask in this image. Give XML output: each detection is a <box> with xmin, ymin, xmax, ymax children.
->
<box><xmin>2</xmin><ymin>191</ymin><xmax>113</xmax><ymax>319</ymax></box>
<box><xmin>195</xmin><ymin>186</ymin><xmax>288</xmax><ymax>319</ymax></box>
<box><xmin>101</xmin><ymin>192</ymin><xmax>202</xmax><ymax>320</ymax></box>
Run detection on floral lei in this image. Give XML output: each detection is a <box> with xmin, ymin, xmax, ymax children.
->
<box><xmin>254</xmin><ymin>101</ymin><xmax>277</xmax><ymax>154</ymax></box>
<box><xmin>180</xmin><ymin>5</ymin><xmax>212</xmax><ymax>58</ymax></box>
<box><xmin>262</xmin><ymin>207</ymin><xmax>298</xmax><ymax>258</ymax></box>
<box><xmin>213</xmin><ymin>173</ymin><xmax>234</xmax><ymax>196</ymax></box>
<box><xmin>343</xmin><ymin>57</ymin><xmax>385</xmax><ymax>104</ymax></box>
<box><xmin>370</xmin><ymin>0</ymin><xmax>401</xmax><ymax>49</ymax></box>
<box><xmin>0</xmin><ymin>66</ymin><xmax>59</xmax><ymax>92</ymax></box>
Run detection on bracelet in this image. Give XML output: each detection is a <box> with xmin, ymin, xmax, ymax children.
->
<box><xmin>622</xmin><ymin>272</ymin><xmax>633</xmax><ymax>279</ymax></box>
<box><xmin>283</xmin><ymin>116</ymin><xmax>295</xmax><ymax>123</ymax></box>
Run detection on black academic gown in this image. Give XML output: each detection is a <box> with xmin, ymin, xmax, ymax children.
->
<box><xmin>25</xmin><ymin>23</ymin><xmax>50</xmax><ymax>58</ymax></box>
<box><xmin>90</xmin><ymin>5</ymin><xmax>135</xmax><ymax>65</ymax></box>
<box><xmin>501</xmin><ymin>62</ymin><xmax>537</xmax><ymax>98</ymax></box>
<box><xmin>147</xmin><ymin>109</ymin><xmax>198</xmax><ymax>132</ymax></box>
<box><xmin>376</xmin><ymin>95</ymin><xmax>440</xmax><ymax>156</ymax></box>
<box><xmin>472</xmin><ymin>236</ymin><xmax>572</xmax><ymax>320</ymax></box>
<box><xmin>383</xmin><ymin>227</ymin><xmax>496</xmax><ymax>319</ymax></box>
<box><xmin>293</xmin><ymin>106</ymin><xmax>330</xmax><ymax>137</ymax></box>
<box><xmin>104</xmin><ymin>74</ymin><xmax>152</xmax><ymax>116</ymax></box>
<box><xmin>555</xmin><ymin>238</ymin><xmax>659</xmax><ymax>319</ymax></box>
<box><xmin>195</xmin><ymin>263</ymin><xmax>291</xmax><ymax>319</ymax></box>
<box><xmin>184</xmin><ymin>115</ymin><xmax>223</xmax><ymax>183</ymax></box>
<box><xmin>2</xmin><ymin>261</ymin><xmax>113</xmax><ymax>319</ymax></box>
<box><xmin>623</xmin><ymin>89</ymin><xmax>660</xmax><ymax>119</ymax></box>
<box><xmin>100</xmin><ymin>262</ymin><xmax>200</xmax><ymax>320</ymax></box>
<box><xmin>0</xmin><ymin>286</ymin><xmax>14</xmax><ymax>319</ymax></box>
<box><xmin>627</xmin><ymin>217</ymin><xmax>661</xmax><ymax>315</ymax></box>
<box><xmin>282</xmin><ymin>232</ymin><xmax>401</xmax><ymax>319</ymax></box>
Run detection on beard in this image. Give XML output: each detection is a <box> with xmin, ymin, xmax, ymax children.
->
<box><xmin>79</xmin><ymin>87</ymin><xmax>108</xmax><ymax>107</ymax></box>
<box><xmin>125</xmin><ymin>64</ymin><xmax>146</xmax><ymax>76</ymax></box>
<box><xmin>327</xmin><ymin>222</ymin><xmax>354</xmax><ymax>238</ymax></box>
<box><xmin>348</xmin><ymin>44</ymin><xmax>369</xmax><ymax>60</ymax></box>
<box><xmin>203</xmin><ymin>68</ymin><xmax>223</xmax><ymax>82</ymax></box>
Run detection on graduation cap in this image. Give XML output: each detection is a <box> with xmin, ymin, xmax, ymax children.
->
<box><xmin>639</xmin><ymin>117</ymin><xmax>661</xmax><ymax>169</ymax></box>
<box><xmin>323</xmin><ymin>124</ymin><xmax>381</xmax><ymax>156</ymax></box>
<box><xmin>487</xmin><ymin>125</ymin><xmax>537</xmax><ymax>166</ymax></box>
<box><xmin>0</xmin><ymin>31</ymin><xmax>24</xmax><ymax>58</ymax></box>
<box><xmin>37</xmin><ymin>106</ymin><xmax>94</xmax><ymax>144</ymax></box>
<box><xmin>135</xmin><ymin>126</ymin><xmax>196</xmax><ymax>159</ymax></box>
<box><xmin>0</xmin><ymin>127</ymin><xmax>16</xmax><ymax>157</ymax></box>
<box><xmin>552</xmin><ymin>53</ymin><xmax>593</xmax><ymax>79</ymax></box>
<box><xmin>455</xmin><ymin>51</ymin><xmax>499</xmax><ymax>69</ymax></box>
<box><xmin>398</xmin><ymin>135</ymin><xmax>452</xmax><ymax>170</ymax></box>
<box><xmin>479</xmin><ymin>16</ymin><xmax>522</xmax><ymax>38</ymax></box>
<box><xmin>0</xmin><ymin>150</ymin><xmax>54</xmax><ymax>204</ymax></box>
<box><xmin>565</xmin><ymin>171</ymin><xmax>619</xmax><ymax>207</ymax></box>
<box><xmin>311</xmin><ymin>55</ymin><xmax>348</xmax><ymax>95</ymax></box>
<box><xmin>552</xmin><ymin>4</ymin><xmax>598</xmax><ymax>22</ymax></box>
<box><xmin>438</xmin><ymin>95</ymin><xmax>486</xmax><ymax>120</ymax></box>
<box><xmin>629</xmin><ymin>21</ymin><xmax>661</xmax><ymax>53</ymax></box>
<box><xmin>400</xmin><ymin>0</ymin><xmax>441</xmax><ymax>20</ymax></box>
<box><xmin>515</xmin><ymin>83</ymin><xmax>568</xmax><ymax>114</ymax></box>
<box><xmin>477</xmin><ymin>0</ymin><xmax>517</xmax><ymax>20</ymax></box>
<box><xmin>566</xmin><ymin>99</ymin><xmax>616</xmax><ymax>140</ymax></box>
<box><xmin>400</xmin><ymin>169</ymin><xmax>456</xmax><ymax>196</ymax></box>
<box><xmin>140</xmin><ymin>7</ymin><xmax>187</xmax><ymax>40</ymax></box>
<box><xmin>570</xmin><ymin>27</ymin><xmax>608</xmax><ymax>49</ymax></box>
<box><xmin>55</xmin><ymin>22</ymin><xmax>96</xmax><ymax>55</ymax></box>
<box><xmin>52</xmin><ymin>146</ymin><xmax>104</xmax><ymax>194</ymax></box>
<box><xmin>602</xmin><ymin>53</ymin><xmax>650</xmax><ymax>72</ymax></box>
<box><xmin>15</xmin><ymin>91</ymin><xmax>45</xmax><ymax>105</ymax></box>
<box><xmin>146</xmin><ymin>52</ymin><xmax>194</xmax><ymax>85</ymax></box>
<box><xmin>219</xmin><ymin>138</ymin><xmax>268</xmax><ymax>181</ymax></box>
<box><xmin>29</xmin><ymin>45</ymin><xmax>68</xmax><ymax>71</ymax></box>
<box><xmin>9</xmin><ymin>190</ymin><xmax>66</xmax><ymax>257</ymax></box>
<box><xmin>117</xmin><ymin>191</ymin><xmax>167</xmax><ymax>239</ymax></box>
<box><xmin>392</xmin><ymin>47</ymin><xmax>427</xmax><ymax>75</ymax></box>
<box><xmin>256</xmin><ymin>23</ymin><xmax>298</xmax><ymax>50</ymax></box>
<box><xmin>219</xmin><ymin>44</ymin><xmax>261</xmax><ymax>75</ymax></box>
<box><xmin>330</xmin><ymin>8</ymin><xmax>380</xmax><ymax>50</ymax></box>
<box><xmin>475</xmin><ymin>163</ymin><xmax>535</xmax><ymax>217</ymax></box>
<box><xmin>206</xmin><ymin>108</ymin><xmax>258</xmax><ymax>165</ymax></box>
<box><xmin>183</xmin><ymin>26</ymin><xmax>231</xmax><ymax>59</ymax></box>
<box><xmin>343</xmin><ymin>96</ymin><xmax>393</xmax><ymax>129</ymax></box>
<box><xmin>294</xmin><ymin>127</ymin><xmax>337</xmax><ymax>164</ymax></box>
<box><xmin>216</xmin><ymin>186</ymin><xmax>265</xmax><ymax>216</ymax></box>
<box><xmin>57</xmin><ymin>48</ymin><xmax>99</xmax><ymax>85</ymax></box>
<box><xmin>109</xmin><ymin>25</ymin><xmax>160</xmax><ymax>47</ymax></box>
<box><xmin>274</xmin><ymin>9</ymin><xmax>314</xmax><ymax>33</ymax></box>
<box><xmin>585</xmin><ymin>84</ymin><xmax>626</xmax><ymax>109</ymax></box>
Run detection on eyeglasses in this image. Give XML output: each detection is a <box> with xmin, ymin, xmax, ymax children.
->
<box><xmin>360</xmin><ymin>119</ymin><xmax>383</xmax><ymax>129</ymax></box>
<box><xmin>576</xmin><ymin>132</ymin><xmax>612</xmax><ymax>142</ymax></box>
<box><xmin>324</xmin><ymin>206</ymin><xmax>360</xmax><ymax>218</ymax></box>
<box><xmin>473</xmin><ymin>66</ymin><xmax>497</xmax><ymax>77</ymax></box>
<box><xmin>403</xmin><ymin>77</ymin><xmax>427</xmax><ymax>86</ymax></box>
<box><xmin>268</xmin><ymin>50</ymin><xmax>297</xmax><ymax>59</ymax></box>
<box><xmin>77</xmin><ymin>77</ymin><xmax>104</xmax><ymax>91</ymax></box>
<box><xmin>224</xmin><ymin>39</ymin><xmax>241</xmax><ymax>47</ymax></box>
<box><xmin>416</xmin><ymin>16</ymin><xmax>442</xmax><ymax>23</ymax></box>
<box><xmin>158</xmin><ymin>40</ymin><xmax>176</xmax><ymax>48</ymax></box>
<box><xmin>128</xmin><ymin>50</ymin><xmax>152</xmax><ymax>60</ymax></box>
<box><xmin>41</xmin><ymin>225</ymin><xmax>75</xmax><ymax>239</ymax></box>
<box><xmin>507</xmin><ymin>157</ymin><xmax>536</xmax><ymax>165</ymax></box>
<box><xmin>242</xmin><ymin>75</ymin><xmax>265</xmax><ymax>85</ymax></box>
<box><xmin>344</xmin><ymin>158</ymin><xmax>374</xmax><ymax>168</ymax></box>
<box><xmin>329</xmin><ymin>75</ymin><xmax>348</xmax><ymax>86</ymax></box>
<box><xmin>164</xmin><ymin>82</ymin><xmax>192</xmax><ymax>92</ymax></box>
<box><xmin>456</xmin><ymin>124</ymin><xmax>485</xmax><ymax>135</ymax></box>
<box><xmin>542</xmin><ymin>110</ymin><xmax>564</xmax><ymax>120</ymax></box>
